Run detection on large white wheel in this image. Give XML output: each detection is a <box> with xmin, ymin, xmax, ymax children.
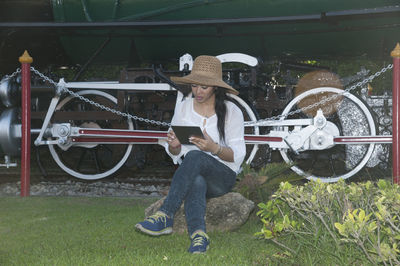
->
<box><xmin>279</xmin><ymin>87</ymin><xmax>376</xmax><ymax>182</ymax></box>
<box><xmin>229</xmin><ymin>94</ymin><xmax>259</xmax><ymax>165</ymax></box>
<box><xmin>48</xmin><ymin>90</ymin><xmax>134</xmax><ymax>180</ymax></box>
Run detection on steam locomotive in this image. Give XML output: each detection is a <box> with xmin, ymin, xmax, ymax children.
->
<box><xmin>0</xmin><ymin>0</ymin><xmax>398</xmax><ymax>181</ymax></box>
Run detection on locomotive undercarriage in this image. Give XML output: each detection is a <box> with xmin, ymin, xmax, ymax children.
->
<box><xmin>0</xmin><ymin>57</ymin><xmax>393</xmax><ymax>181</ymax></box>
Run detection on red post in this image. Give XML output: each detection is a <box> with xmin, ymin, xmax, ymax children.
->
<box><xmin>19</xmin><ymin>51</ymin><xmax>33</xmax><ymax>197</ymax></box>
<box><xmin>392</xmin><ymin>43</ymin><xmax>400</xmax><ymax>185</ymax></box>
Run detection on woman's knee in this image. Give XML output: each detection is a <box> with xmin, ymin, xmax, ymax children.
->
<box><xmin>184</xmin><ymin>150</ymin><xmax>204</xmax><ymax>161</ymax></box>
<box><xmin>181</xmin><ymin>150</ymin><xmax>208</xmax><ymax>168</ymax></box>
<box><xmin>192</xmin><ymin>175</ymin><xmax>207</xmax><ymax>191</ymax></box>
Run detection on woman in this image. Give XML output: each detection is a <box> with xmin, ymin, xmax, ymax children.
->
<box><xmin>135</xmin><ymin>55</ymin><xmax>246</xmax><ymax>254</ymax></box>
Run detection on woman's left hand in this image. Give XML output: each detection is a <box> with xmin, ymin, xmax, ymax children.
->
<box><xmin>189</xmin><ymin>129</ymin><xmax>218</xmax><ymax>153</ymax></box>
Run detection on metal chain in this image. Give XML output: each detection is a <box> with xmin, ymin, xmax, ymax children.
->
<box><xmin>3</xmin><ymin>68</ymin><xmax>21</xmax><ymax>79</ymax></box>
<box><xmin>30</xmin><ymin>67</ymin><xmax>171</xmax><ymax>127</ymax></box>
<box><xmin>27</xmin><ymin>64</ymin><xmax>393</xmax><ymax>128</ymax></box>
<box><xmin>244</xmin><ymin>63</ymin><xmax>393</xmax><ymax>125</ymax></box>
<box><xmin>30</xmin><ymin>67</ymin><xmax>58</xmax><ymax>86</ymax></box>
<box><xmin>64</xmin><ymin>90</ymin><xmax>171</xmax><ymax>127</ymax></box>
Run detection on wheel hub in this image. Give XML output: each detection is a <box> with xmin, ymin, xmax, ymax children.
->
<box><xmin>309</xmin><ymin>122</ymin><xmax>339</xmax><ymax>150</ymax></box>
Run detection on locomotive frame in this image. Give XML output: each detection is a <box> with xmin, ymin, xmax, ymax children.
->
<box><xmin>1</xmin><ymin>52</ymin><xmax>395</xmax><ymax>184</ymax></box>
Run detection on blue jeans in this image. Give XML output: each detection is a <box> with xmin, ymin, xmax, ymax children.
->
<box><xmin>160</xmin><ymin>150</ymin><xmax>236</xmax><ymax>235</ymax></box>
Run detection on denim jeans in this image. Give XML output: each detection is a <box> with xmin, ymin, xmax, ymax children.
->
<box><xmin>160</xmin><ymin>150</ymin><xmax>236</xmax><ymax>235</ymax></box>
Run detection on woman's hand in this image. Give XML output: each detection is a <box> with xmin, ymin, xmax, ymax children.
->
<box><xmin>190</xmin><ymin>129</ymin><xmax>234</xmax><ymax>162</ymax></box>
<box><xmin>167</xmin><ymin>130</ymin><xmax>181</xmax><ymax>155</ymax></box>
<box><xmin>189</xmin><ymin>129</ymin><xmax>219</xmax><ymax>153</ymax></box>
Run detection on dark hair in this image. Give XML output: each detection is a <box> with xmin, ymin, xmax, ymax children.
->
<box><xmin>215</xmin><ymin>88</ymin><xmax>228</xmax><ymax>142</ymax></box>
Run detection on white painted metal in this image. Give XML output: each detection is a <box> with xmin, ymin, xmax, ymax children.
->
<box><xmin>179</xmin><ymin>53</ymin><xmax>194</xmax><ymax>71</ymax></box>
<box><xmin>279</xmin><ymin>87</ymin><xmax>376</xmax><ymax>182</ymax></box>
<box><xmin>65</xmin><ymin>82</ymin><xmax>174</xmax><ymax>91</ymax></box>
<box><xmin>217</xmin><ymin>53</ymin><xmax>258</xmax><ymax>67</ymax></box>
<box><xmin>48</xmin><ymin>90</ymin><xmax>134</xmax><ymax>180</ymax></box>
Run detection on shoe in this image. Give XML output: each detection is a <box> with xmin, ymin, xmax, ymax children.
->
<box><xmin>135</xmin><ymin>211</ymin><xmax>173</xmax><ymax>236</ymax></box>
<box><xmin>188</xmin><ymin>231</ymin><xmax>210</xmax><ymax>254</ymax></box>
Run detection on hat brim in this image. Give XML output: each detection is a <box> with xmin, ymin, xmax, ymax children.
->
<box><xmin>171</xmin><ymin>73</ymin><xmax>239</xmax><ymax>95</ymax></box>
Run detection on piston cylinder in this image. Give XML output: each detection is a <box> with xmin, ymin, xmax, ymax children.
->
<box><xmin>0</xmin><ymin>108</ymin><xmax>21</xmax><ymax>156</ymax></box>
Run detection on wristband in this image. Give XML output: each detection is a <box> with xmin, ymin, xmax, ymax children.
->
<box><xmin>212</xmin><ymin>144</ymin><xmax>223</xmax><ymax>156</ymax></box>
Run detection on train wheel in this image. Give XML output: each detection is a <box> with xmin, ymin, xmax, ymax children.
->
<box><xmin>279</xmin><ymin>87</ymin><xmax>376</xmax><ymax>182</ymax></box>
<box><xmin>48</xmin><ymin>90</ymin><xmax>134</xmax><ymax>180</ymax></box>
<box><xmin>229</xmin><ymin>94</ymin><xmax>259</xmax><ymax>165</ymax></box>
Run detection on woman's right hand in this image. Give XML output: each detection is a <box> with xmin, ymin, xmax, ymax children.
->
<box><xmin>167</xmin><ymin>130</ymin><xmax>181</xmax><ymax>154</ymax></box>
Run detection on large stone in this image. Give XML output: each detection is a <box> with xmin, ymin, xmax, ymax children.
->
<box><xmin>144</xmin><ymin>192</ymin><xmax>254</xmax><ymax>234</ymax></box>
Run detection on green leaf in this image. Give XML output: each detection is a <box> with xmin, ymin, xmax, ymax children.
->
<box><xmin>263</xmin><ymin>230</ymin><xmax>274</xmax><ymax>239</ymax></box>
<box><xmin>334</xmin><ymin>223</ymin><xmax>345</xmax><ymax>233</ymax></box>
<box><xmin>348</xmin><ymin>211</ymin><xmax>355</xmax><ymax>222</ymax></box>
<box><xmin>375</xmin><ymin>211</ymin><xmax>383</xmax><ymax>221</ymax></box>
<box><xmin>327</xmin><ymin>185</ymin><xmax>332</xmax><ymax>194</ymax></box>
<box><xmin>280</xmin><ymin>182</ymin><xmax>292</xmax><ymax>190</ymax></box>
<box><xmin>358</xmin><ymin>209</ymin><xmax>366</xmax><ymax>222</ymax></box>
<box><xmin>368</xmin><ymin>221</ymin><xmax>377</xmax><ymax>232</ymax></box>
<box><xmin>377</xmin><ymin>179</ymin><xmax>388</xmax><ymax>190</ymax></box>
<box><xmin>258</xmin><ymin>202</ymin><xmax>268</xmax><ymax>209</ymax></box>
<box><xmin>275</xmin><ymin>223</ymin><xmax>284</xmax><ymax>232</ymax></box>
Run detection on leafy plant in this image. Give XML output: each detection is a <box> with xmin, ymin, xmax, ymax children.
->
<box><xmin>334</xmin><ymin>180</ymin><xmax>400</xmax><ymax>265</ymax></box>
<box><xmin>256</xmin><ymin>179</ymin><xmax>400</xmax><ymax>265</ymax></box>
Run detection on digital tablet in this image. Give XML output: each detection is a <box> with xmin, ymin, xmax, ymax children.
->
<box><xmin>171</xmin><ymin>126</ymin><xmax>204</xmax><ymax>145</ymax></box>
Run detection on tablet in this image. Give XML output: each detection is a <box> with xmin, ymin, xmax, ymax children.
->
<box><xmin>171</xmin><ymin>126</ymin><xmax>204</xmax><ymax>145</ymax></box>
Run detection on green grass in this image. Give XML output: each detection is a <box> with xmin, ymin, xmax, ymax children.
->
<box><xmin>0</xmin><ymin>196</ymin><xmax>371</xmax><ymax>265</ymax></box>
<box><xmin>0</xmin><ymin>196</ymin><xmax>276</xmax><ymax>265</ymax></box>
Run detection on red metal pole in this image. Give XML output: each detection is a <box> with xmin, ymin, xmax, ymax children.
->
<box><xmin>19</xmin><ymin>51</ymin><xmax>33</xmax><ymax>197</ymax></box>
<box><xmin>392</xmin><ymin>43</ymin><xmax>400</xmax><ymax>185</ymax></box>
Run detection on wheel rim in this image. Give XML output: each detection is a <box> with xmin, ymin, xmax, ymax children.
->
<box><xmin>279</xmin><ymin>87</ymin><xmax>376</xmax><ymax>182</ymax></box>
<box><xmin>48</xmin><ymin>90</ymin><xmax>133</xmax><ymax>180</ymax></box>
<box><xmin>229</xmin><ymin>94</ymin><xmax>259</xmax><ymax>165</ymax></box>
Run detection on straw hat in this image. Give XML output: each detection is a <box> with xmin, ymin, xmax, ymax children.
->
<box><xmin>171</xmin><ymin>55</ymin><xmax>239</xmax><ymax>95</ymax></box>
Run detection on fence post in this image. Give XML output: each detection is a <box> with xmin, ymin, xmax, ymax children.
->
<box><xmin>19</xmin><ymin>50</ymin><xmax>33</xmax><ymax>197</ymax></box>
<box><xmin>392</xmin><ymin>43</ymin><xmax>400</xmax><ymax>185</ymax></box>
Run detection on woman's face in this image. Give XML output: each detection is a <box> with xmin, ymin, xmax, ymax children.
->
<box><xmin>191</xmin><ymin>84</ymin><xmax>215</xmax><ymax>104</ymax></box>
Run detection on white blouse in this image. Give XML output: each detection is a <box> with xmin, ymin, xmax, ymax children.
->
<box><xmin>163</xmin><ymin>91</ymin><xmax>246</xmax><ymax>174</ymax></box>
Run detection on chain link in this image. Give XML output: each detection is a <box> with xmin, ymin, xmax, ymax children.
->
<box><xmin>3</xmin><ymin>68</ymin><xmax>21</xmax><ymax>80</ymax></box>
<box><xmin>244</xmin><ymin>63</ymin><xmax>393</xmax><ymax>125</ymax></box>
<box><xmin>30</xmin><ymin>67</ymin><xmax>59</xmax><ymax>87</ymax></box>
<box><xmin>30</xmin><ymin>67</ymin><xmax>171</xmax><ymax>127</ymax></box>
<box><xmin>26</xmin><ymin>64</ymin><xmax>393</xmax><ymax>128</ymax></box>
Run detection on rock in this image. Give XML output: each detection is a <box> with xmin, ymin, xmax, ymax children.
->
<box><xmin>144</xmin><ymin>192</ymin><xmax>254</xmax><ymax>234</ymax></box>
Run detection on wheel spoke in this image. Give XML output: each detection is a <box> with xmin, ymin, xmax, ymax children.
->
<box><xmin>91</xmin><ymin>149</ymin><xmax>101</xmax><ymax>173</ymax></box>
<box><xmin>280</xmin><ymin>87</ymin><xmax>376</xmax><ymax>182</ymax></box>
<box><xmin>48</xmin><ymin>90</ymin><xmax>134</xmax><ymax>180</ymax></box>
<box><xmin>76</xmin><ymin>148</ymin><xmax>88</xmax><ymax>172</ymax></box>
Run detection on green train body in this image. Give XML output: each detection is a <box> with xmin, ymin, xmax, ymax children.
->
<box><xmin>50</xmin><ymin>0</ymin><xmax>400</xmax><ymax>64</ymax></box>
<box><xmin>0</xmin><ymin>0</ymin><xmax>399</xmax><ymax>67</ymax></box>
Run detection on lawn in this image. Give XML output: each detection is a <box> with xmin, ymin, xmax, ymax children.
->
<box><xmin>0</xmin><ymin>196</ymin><xmax>276</xmax><ymax>265</ymax></box>
<box><xmin>0</xmin><ymin>195</ymin><xmax>373</xmax><ymax>265</ymax></box>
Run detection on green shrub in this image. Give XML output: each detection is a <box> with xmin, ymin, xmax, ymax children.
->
<box><xmin>256</xmin><ymin>179</ymin><xmax>400</xmax><ymax>265</ymax></box>
<box><xmin>234</xmin><ymin>162</ymin><xmax>303</xmax><ymax>203</ymax></box>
